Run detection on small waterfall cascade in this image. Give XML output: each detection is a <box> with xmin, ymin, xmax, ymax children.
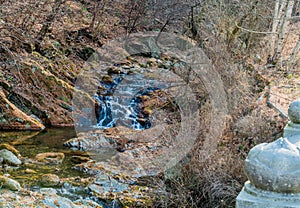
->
<box><xmin>94</xmin><ymin>71</ymin><xmax>168</xmax><ymax>130</ymax></box>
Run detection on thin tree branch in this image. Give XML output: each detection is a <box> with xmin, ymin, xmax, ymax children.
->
<box><xmin>234</xmin><ymin>22</ymin><xmax>278</xmax><ymax>34</ymax></box>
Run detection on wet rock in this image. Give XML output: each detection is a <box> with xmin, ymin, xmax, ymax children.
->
<box><xmin>64</xmin><ymin>132</ymin><xmax>112</xmax><ymax>151</ymax></box>
<box><xmin>159</xmin><ymin>53</ymin><xmax>172</xmax><ymax>61</ymax></box>
<box><xmin>35</xmin><ymin>152</ymin><xmax>65</xmax><ymax>164</ymax></box>
<box><xmin>102</xmin><ymin>75</ymin><xmax>114</xmax><ymax>84</ymax></box>
<box><xmin>122</xmin><ymin>65</ymin><xmax>132</xmax><ymax>70</ymax></box>
<box><xmin>71</xmin><ymin>156</ymin><xmax>90</xmax><ymax>164</ymax></box>
<box><xmin>136</xmin><ymin>95</ymin><xmax>149</xmax><ymax>101</ymax></box>
<box><xmin>137</xmin><ymin>118</ymin><xmax>148</xmax><ymax>126</ymax></box>
<box><xmin>25</xmin><ymin>169</ymin><xmax>37</xmax><ymax>174</ymax></box>
<box><xmin>126</xmin><ymin>56</ymin><xmax>137</xmax><ymax>63</ymax></box>
<box><xmin>73</xmin><ymin>199</ymin><xmax>102</xmax><ymax>207</ymax></box>
<box><xmin>69</xmin><ymin>159</ymin><xmax>156</xmax><ymax>206</ymax></box>
<box><xmin>0</xmin><ymin>188</ymin><xmax>100</xmax><ymax>207</ymax></box>
<box><xmin>164</xmin><ymin>60</ymin><xmax>172</xmax><ymax>68</ymax></box>
<box><xmin>40</xmin><ymin>174</ymin><xmax>60</xmax><ymax>187</ymax></box>
<box><xmin>42</xmin><ymin>194</ymin><xmax>80</xmax><ymax>207</ymax></box>
<box><xmin>114</xmin><ymin>60</ymin><xmax>132</xmax><ymax>67</ymax></box>
<box><xmin>0</xmin><ymin>149</ymin><xmax>21</xmax><ymax>166</ymax></box>
<box><xmin>87</xmin><ymin>170</ymin><xmax>153</xmax><ymax>207</ymax></box>
<box><xmin>0</xmin><ymin>143</ymin><xmax>20</xmax><ymax>157</ymax></box>
<box><xmin>139</xmin><ymin>63</ymin><xmax>147</xmax><ymax>68</ymax></box>
<box><xmin>142</xmin><ymin>108</ymin><xmax>152</xmax><ymax>116</ymax></box>
<box><xmin>127</xmin><ymin>70</ymin><xmax>135</xmax><ymax>75</ymax></box>
<box><xmin>107</xmin><ymin>67</ymin><xmax>122</xmax><ymax>75</ymax></box>
<box><xmin>147</xmin><ymin>58</ymin><xmax>157</xmax><ymax>67</ymax></box>
<box><xmin>39</xmin><ymin>187</ymin><xmax>57</xmax><ymax>194</ymax></box>
<box><xmin>0</xmin><ymin>176</ymin><xmax>21</xmax><ymax>191</ymax></box>
<box><xmin>89</xmin><ymin>172</ymin><xmax>128</xmax><ymax>194</ymax></box>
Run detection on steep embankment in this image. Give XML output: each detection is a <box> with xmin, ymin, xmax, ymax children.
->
<box><xmin>0</xmin><ymin>1</ymin><xmax>106</xmax><ymax>130</ymax></box>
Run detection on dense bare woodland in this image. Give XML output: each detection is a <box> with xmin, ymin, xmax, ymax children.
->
<box><xmin>0</xmin><ymin>0</ymin><xmax>299</xmax><ymax>207</ymax></box>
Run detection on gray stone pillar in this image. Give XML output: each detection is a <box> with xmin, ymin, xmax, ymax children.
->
<box><xmin>236</xmin><ymin>99</ymin><xmax>300</xmax><ymax>208</ymax></box>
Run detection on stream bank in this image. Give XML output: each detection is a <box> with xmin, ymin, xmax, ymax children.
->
<box><xmin>0</xmin><ymin>53</ymin><xmax>197</xmax><ymax>207</ymax></box>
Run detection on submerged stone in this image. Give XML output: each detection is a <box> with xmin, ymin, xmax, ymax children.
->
<box><xmin>40</xmin><ymin>174</ymin><xmax>60</xmax><ymax>187</ymax></box>
<box><xmin>0</xmin><ymin>176</ymin><xmax>21</xmax><ymax>191</ymax></box>
<box><xmin>71</xmin><ymin>155</ymin><xmax>91</xmax><ymax>164</ymax></box>
<box><xmin>89</xmin><ymin>172</ymin><xmax>128</xmax><ymax>195</ymax></box>
<box><xmin>35</xmin><ymin>152</ymin><xmax>65</xmax><ymax>164</ymax></box>
<box><xmin>0</xmin><ymin>143</ymin><xmax>20</xmax><ymax>157</ymax></box>
<box><xmin>0</xmin><ymin>149</ymin><xmax>21</xmax><ymax>166</ymax></box>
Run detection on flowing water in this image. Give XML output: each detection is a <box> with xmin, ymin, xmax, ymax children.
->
<box><xmin>0</xmin><ymin>67</ymin><xmax>179</xmax><ymax>206</ymax></box>
<box><xmin>0</xmin><ymin>69</ymin><xmax>172</xmax><ymax>186</ymax></box>
<box><xmin>93</xmin><ymin>69</ymin><xmax>170</xmax><ymax>130</ymax></box>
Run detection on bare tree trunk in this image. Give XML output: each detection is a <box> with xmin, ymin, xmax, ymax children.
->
<box><xmin>270</xmin><ymin>0</ymin><xmax>281</xmax><ymax>53</ymax></box>
<box><xmin>288</xmin><ymin>35</ymin><xmax>300</xmax><ymax>67</ymax></box>
<box><xmin>274</xmin><ymin>0</ymin><xmax>294</xmax><ymax>63</ymax></box>
<box><xmin>271</xmin><ymin>0</ymin><xmax>288</xmax><ymax>57</ymax></box>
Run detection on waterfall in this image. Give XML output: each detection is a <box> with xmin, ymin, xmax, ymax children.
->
<box><xmin>93</xmin><ymin>72</ymin><xmax>165</xmax><ymax>130</ymax></box>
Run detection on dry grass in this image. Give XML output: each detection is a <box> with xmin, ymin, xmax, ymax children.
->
<box><xmin>151</xmin><ymin>12</ymin><xmax>288</xmax><ymax>205</ymax></box>
<box><xmin>152</xmin><ymin>106</ymin><xmax>286</xmax><ymax>207</ymax></box>
<box><xmin>0</xmin><ymin>0</ymin><xmax>295</xmax><ymax>207</ymax></box>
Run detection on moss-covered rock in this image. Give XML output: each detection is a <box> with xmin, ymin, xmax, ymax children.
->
<box><xmin>40</xmin><ymin>174</ymin><xmax>60</xmax><ymax>187</ymax></box>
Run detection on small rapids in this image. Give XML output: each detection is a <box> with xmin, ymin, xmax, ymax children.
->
<box><xmin>93</xmin><ymin>70</ymin><xmax>168</xmax><ymax>130</ymax></box>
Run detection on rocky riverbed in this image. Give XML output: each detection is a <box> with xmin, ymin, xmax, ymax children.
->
<box><xmin>0</xmin><ymin>50</ymin><xmax>203</xmax><ymax>207</ymax></box>
<box><xmin>0</xmin><ymin>128</ymin><xmax>159</xmax><ymax>207</ymax></box>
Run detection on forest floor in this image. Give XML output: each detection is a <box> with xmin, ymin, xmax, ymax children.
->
<box><xmin>257</xmin><ymin>22</ymin><xmax>300</xmax><ymax>116</ymax></box>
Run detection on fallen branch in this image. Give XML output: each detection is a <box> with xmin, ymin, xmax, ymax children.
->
<box><xmin>267</xmin><ymin>100</ymin><xmax>288</xmax><ymax>119</ymax></box>
<box><xmin>235</xmin><ymin>22</ymin><xmax>278</xmax><ymax>34</ymax></box>
<box><xmin>266</xmin><ymin>86</ymin><xmax>288</xmax><ymax>119</ymax></box>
